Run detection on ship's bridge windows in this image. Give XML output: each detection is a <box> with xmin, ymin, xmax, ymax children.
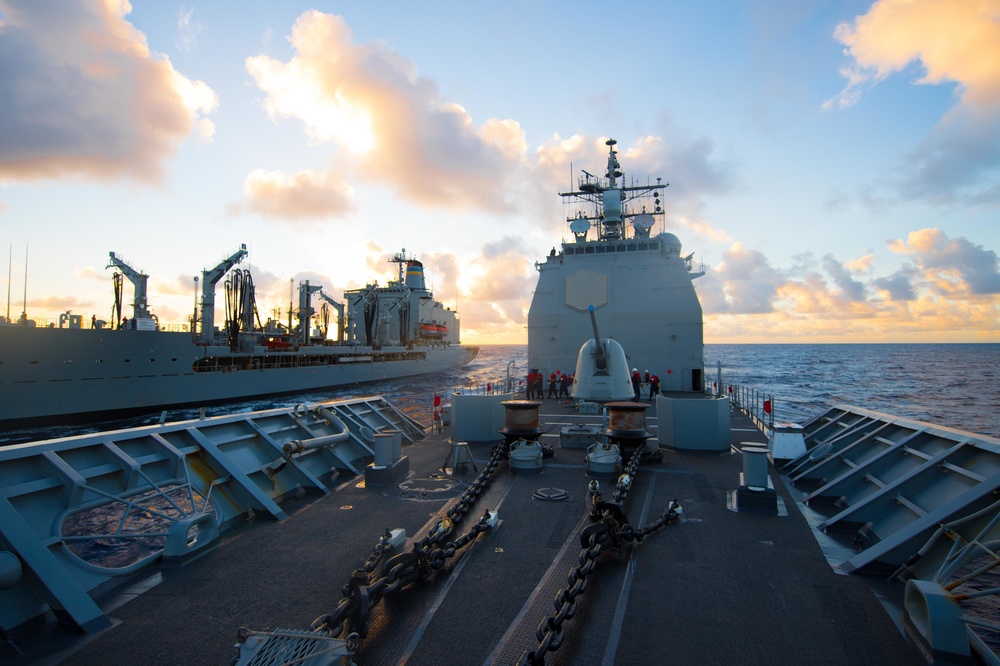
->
<box><xmin>595</xmin><ymin>246</ymin><xmax>605</xmax><ymax>253</ymax></box>
<box><xmin>585</xmin><ymin>246</ymin><xmax>595</xmax><ymax>254</ymax></box>
<box><xmin>638</xmin><ymin>242</ymin><xmax>649</xmax><ymax>251</ymax></box>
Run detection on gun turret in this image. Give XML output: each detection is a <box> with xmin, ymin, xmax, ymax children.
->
<box><xmin>571</xmin><ymin>305</ymin><xmax>633</xmax><ymax>402</ymax></box>
<box><xmin>588</xmin><ymin>305</ymin><xmax>607</xmax><ymax>371</ymax></box>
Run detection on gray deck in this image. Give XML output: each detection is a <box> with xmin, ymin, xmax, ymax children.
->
<box><xmin>24</xmin><ymin>404</ymin><xmax>918</xmax><ymax>666</ymax></box>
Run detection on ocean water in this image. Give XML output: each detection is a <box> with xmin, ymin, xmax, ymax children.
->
<box><xmin>703</xmin><ymin>343</ymin><xmax>1000</xmax><ymax>438</ymax></box>
<box><xmin>2</xmin><ymin>343</ymin><xmax>998</xmax><ymax>444</ymax></box>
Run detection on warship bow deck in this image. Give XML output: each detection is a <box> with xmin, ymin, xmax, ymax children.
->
<box><xmin>22</xmin><ymin>401</ymin><xmax>917</xmax><ymax>666</ymax></box>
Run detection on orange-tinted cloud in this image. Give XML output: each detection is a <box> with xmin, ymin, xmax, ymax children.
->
<box><xmin>699</xmin><ymin>228</ymin><xmax>1000</xmax><ymax>342</ymax></box>
<box><xmin>244</xmin><ymin>11</ymin><xmax>529</xmax><ymax>213</ymax></box>
<box><xmin>233</xmin><ymin>169</ymin><xmax>355</xmax><ymax>220</ymax></box>
<box><xmin>889</xmin><ymin>227</ymin><xmax>1000</xmax><ymax>295</ymax></box>
<box><xmin>0</xmin><ymin>0</ymin><xmax>218</xmax><ymax>184</ymax></box>
<box><xmin>826</xmin><ymin>0</ymin><xmax>1000</xmax><ymax>204</ymax></box>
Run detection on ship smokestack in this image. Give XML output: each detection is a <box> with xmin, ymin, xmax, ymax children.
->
<box><xmin>405</xmin><ymin>260</ymin><xmax>426</xmax><ymax>290</ymax></box>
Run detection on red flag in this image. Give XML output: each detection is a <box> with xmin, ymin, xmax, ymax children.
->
<box><xmin>763</xmin><ymin>399</ymin><xmax>772</xmax><ymax>415</ymax></box>
<box><xmin>433</xmin><ymin>394</ymin><xmax>441</xmax><ymax>407</ymax></box>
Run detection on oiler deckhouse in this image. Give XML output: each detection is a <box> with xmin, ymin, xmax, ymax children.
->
<box><xmin>528</xmin><ymin>138</ymin><xmax>706</xmax><ymax>392</ymax></box>
<box><xmin>343</xmin><ymin>250</ymin><xmax>460</xmax><ymax>349</ymax></box>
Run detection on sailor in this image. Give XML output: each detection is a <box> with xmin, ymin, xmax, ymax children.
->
<box><xmin>91</xmin><ymin>314</ymin><xmax>97</xmax><ymax>329</ymax></box>
<box><xmin>547</xmin><ymin>371</ymin><xmax>558</xmax><ymax>399</ymax></box>
<box><xmin>649</xmin><ymin>374</ymin><xmax>660</xmax><ymax>400</ymax></box>
<box><xmin>526</xmin><ymin>370</ymin><xmax>536</xmax><ymax>399</ymax></box>
<box><xmin>631</xmin><ymin>368</ymin><xmax>642</xmax><ymax>401</ymax></box>
<box><xmin>558</xmin><ymin>372</ymin><xmax>571</xmax><ymax>398</ymax></box>
<box><xmin>644</xmin><ymin>369</ymin><xmax>650</xmax><ymax>385</ymax></box>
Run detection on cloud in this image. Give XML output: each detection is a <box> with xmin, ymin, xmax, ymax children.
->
<box><xmin>699</xmin><ymin>227</ymin><xmax>1000</xmax><ymax>342</ymax></box>
<box><xmin>0</xmin><ymin>0</ymin><xmax>218</xmax><ymax>184</ymax></box>
<box><xmin>889</xmin><ymin>227</ymin><xmax>1000</xmax><ymax>295</ymax></box>
<box><xmin>822</xmin><ymin>254</ymin><xmax>867</xmax><ymax>301</ymax></box>
<box><xmin>701</xmin><ymin>243</ymin><xmax>782</xmax><ymax>314</ymax></box>
<box><xmin>456</xmin><ymin>237</ymin><xmax>537</xmax><ymax>340</ymax></box>
<box><xmin>230</xmin><ymin>169</ymin><xmax>356</xmax><ymax>221</ymax></box>
<box><xmin>826</xmin><ymin>0</ymin><xmax>1000</xmax><ymax>205</ymax></box>
<box><xmin>244</xmin><ymin>11</ymin><xmax>530</xmax><ymax>213</ymax></box>
<box><xmin>872</xmin><ymin>267</ymin><xmax>918</xmax><ymax>301</ymax></box>
<box><xmin>175</xmin><ymin>5</ymin><xmax>203</xmax><ymax>53</ymax></box>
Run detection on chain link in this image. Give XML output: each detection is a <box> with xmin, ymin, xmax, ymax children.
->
<box><xmin>310</xmin><ymin>435</ymin><xmax>682</xmax><ymax>665</ymax></box>
<box><xmin>519</xmin><ymin>440</ymin><xmax>683</xmax><ymax>665</ymax></box>
<box><xmin>310</xmin><ymin>441</ymin><xmax>507</xmax><ymax>647</ymax></box>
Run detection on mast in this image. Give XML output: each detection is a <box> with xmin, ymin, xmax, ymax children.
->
<box><xmin>557</xmin><ymin>138</ymin><xmax>668</xmax><ymax>242</ymax></box>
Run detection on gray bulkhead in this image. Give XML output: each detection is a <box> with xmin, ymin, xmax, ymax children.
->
<box><xmin>528</xmin><ymin>232</ymin><xmax>704</xmax><ymax>392</ymax></box>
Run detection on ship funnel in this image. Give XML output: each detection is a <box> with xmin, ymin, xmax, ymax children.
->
<box><xmin>571</xmin><ymin>305</ymin><xmax>633</xmax><ymax>402</ymax></box>
<box><xmin>405</xmin><ymin>260</ymin><xmax>426</xmax><ymax>290</ymax></box>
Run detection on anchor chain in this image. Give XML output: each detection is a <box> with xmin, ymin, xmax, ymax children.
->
<box><xmin>518</xmin><ymin>443</ymin><xmax>683</xmax><ymax>665</ymax></box>
<box><xmin>310</xmin><ymin>442</ymin><xmax>507</xmax><ymax>644</ymax></box>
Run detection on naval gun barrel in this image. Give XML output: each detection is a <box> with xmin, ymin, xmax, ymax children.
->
<box><xmin>588</xmin><ymin>305</ymin><xmax>607</xmax><ymax>370</ymax></box>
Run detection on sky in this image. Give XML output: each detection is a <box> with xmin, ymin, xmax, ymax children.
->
<box><xmin>1</xmin><ymin>0</ymin><xmax>998</xmax><ymax>344</ymax></box>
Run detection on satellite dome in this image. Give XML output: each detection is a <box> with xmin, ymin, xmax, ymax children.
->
<box><xmin>655</xmin><ymin>232</ymin><xmax>682</xmax><ymax>256</ymax></box>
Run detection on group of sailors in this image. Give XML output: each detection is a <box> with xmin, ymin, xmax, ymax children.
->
<box><xmin>523</xmin><ymin>368</ymin><xmax>664</xmax><ymax>402</ymax></box>
<box><xmin>525</xmin><ymin>369</ymin><xmax>573</xmax><ymax>400</ymax></box>
<box><xmin>632</xmin><ymin>368</ymin><xmax>661</xmax><ymax>401</ymax></box>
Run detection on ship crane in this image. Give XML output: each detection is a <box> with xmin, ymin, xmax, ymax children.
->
<box><xmin>296</xmin><ymin>280</ymin><xmax>323</xmax><ymax>345</ymax></box>
<box><xmin>317</xmin><ymin>290</ymin><xmax>346</xmax><ymax>344</ymax></box>
<box><xmin>107</xmin><ymin>252</ymin><xmax>150</xmax><ymax>323</ymax></box>
<box><xmin>199</xmin><ymin>244</ymin><xmax>248</xmax><ymax>344</ymax></box>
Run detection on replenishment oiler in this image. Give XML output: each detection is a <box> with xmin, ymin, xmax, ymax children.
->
<box><xmin>0</xmin><ymin>248</ymin><xmax>478</xmax><ymax>428</ymax></box>
<box><xmin>2</xmin><ymin>139</ymin><xmax>999</xmax><ymax>666</ymax></box>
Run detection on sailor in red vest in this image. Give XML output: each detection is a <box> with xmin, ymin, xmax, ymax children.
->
<box><xmin>547</xmin><ymin>371</ymin><xmax>558</xmax><ymax>399</ymax></box>
<box><xmin>631</xmin><ymin>368</ymin><xmax>642</xmax><ymax>401</ymax></box>
<box><xmin>526</xmin><ymin>371</ymin><xmax>536</xmax><ymax>399</ymax></box>
<box><xmin>649</xmin><ymin>374</ymin><xmax>660</xmax><ymax>400</ymax></box>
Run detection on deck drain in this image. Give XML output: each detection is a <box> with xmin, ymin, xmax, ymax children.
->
<box><xmin>532</xmin><ymin>487</ymin><xmax>571</xmax><ymax>501</ymax></box>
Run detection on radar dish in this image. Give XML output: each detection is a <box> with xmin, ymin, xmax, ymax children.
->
<box><xmin>570</xmin><ymin>219</ymin><xmax>591</xmax><ymax>234</ymax></box>
<box><xmin>632</xmin><ymin>214</ymin><xmax>654</xmax><ymax>231</ymax></box>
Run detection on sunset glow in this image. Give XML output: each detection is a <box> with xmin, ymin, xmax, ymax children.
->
<box><xmin>0</xmin><ymin>1</ymin><xmax>997</xmax><ymax>344</ymax></box>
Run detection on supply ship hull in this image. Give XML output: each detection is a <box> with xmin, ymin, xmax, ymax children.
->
<box><xmin>0</xmin><ymin>248</ymin><xmax>478</xmax><ymax>428</ymax></box>
<box><xmin>0</xmin><ymin>325</ymin><xmax>477</xmax><ymax>427</ymax></box>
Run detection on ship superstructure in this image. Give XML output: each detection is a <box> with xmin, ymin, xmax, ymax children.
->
<box><xmin>528</xmin><ymin>138</ymin><xmax>705</xmax><ymax>391</ymax></box>
<box><xmin>0</xmin><ymin>248</ymin><xmax>477</xmax><ymax>427</ymax></box>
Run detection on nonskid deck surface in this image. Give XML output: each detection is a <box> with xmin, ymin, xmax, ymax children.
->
<box><xmin>49</xmin><ymin>403</ymin><xmax>918</xmax><ymax>666</ymax></box>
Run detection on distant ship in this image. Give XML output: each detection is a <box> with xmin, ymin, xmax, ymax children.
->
<box><xmin>0</xmin><ymin>247</ymin><xmax>478</xmax><ymax>427</ymax></box>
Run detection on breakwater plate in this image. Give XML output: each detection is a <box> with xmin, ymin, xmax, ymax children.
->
<box><xmin>381</xmin><ymin>475</ymin><xmax>464</xmax><ymax>501</ymax></box>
